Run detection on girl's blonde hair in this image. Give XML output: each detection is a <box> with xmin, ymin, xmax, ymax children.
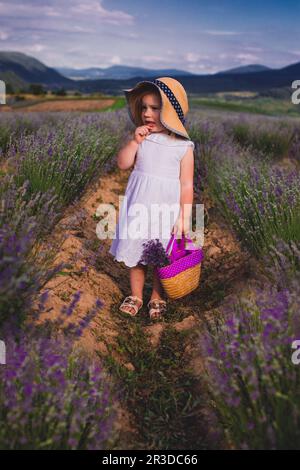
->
<box><xmin>133</xmin><ymin>85</ymin><xmax>186</xmax><ymax>141</ymax></box>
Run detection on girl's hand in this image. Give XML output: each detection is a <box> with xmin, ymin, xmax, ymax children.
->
<box><xmin>134</xmin><ymin>125</ymin><xmax>152</xmax><ymax>144</ymax></box>
<box><xmin>171</xmin><ymin>216</ymin><xmax>191</xmax><ymax>239</ymax></box>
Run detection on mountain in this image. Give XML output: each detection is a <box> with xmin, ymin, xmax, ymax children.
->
<box><xmin>216</xmin><ymin>64</ymin><xmax>272</xmax><ymax>75</ymax></box>
<box><xmin>0</xmin><ymin>51</ymin><xmax>299</xmax><ymax>96</ymax></box>
<box><xmin>55</xmin><ymin>64</ymin><xmax>196</xmax><ymax>81</ymax></box>
<box><xmin>278</xmin><ymin>60</ymin><xmax>300</xmax><ymax>75</ymax></box>
<box><xmin>76</xmin><ymin>62</ymin><xmax>300</xmax><ymax>95</ymax></box>
<box><xmin>0</xmin><ymin>51</ymin><xmax>74</xmax><ymax>89</ymax></box>
<box><xmin>0</xmin><ymin>70</ymin><xmax>28</xmax><ymax>91</ymax></box>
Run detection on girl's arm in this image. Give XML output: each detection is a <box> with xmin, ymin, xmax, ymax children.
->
<box><xmin>172</xmin><ymin>146</ymin><xmax>194</xmax><ymax>236</ymax></box>
<box><xmin>117</xmin><ymin>125</ymin><xmax>152</xmax><ymax>170</ymax></box>
<box><xmin>117</xmin><ymin>135</ymin><xmax>139</xmax><ymax>170</ymax></box>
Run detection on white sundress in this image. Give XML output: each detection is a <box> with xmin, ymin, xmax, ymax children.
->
<box><xmin>109</xmin><ymin>132</ymin><xmax>195</xmax><ymax>268</ymax></box>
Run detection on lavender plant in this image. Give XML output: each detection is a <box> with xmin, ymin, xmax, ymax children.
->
<box><xmin>0</xmin><ymin>111</ymin><xmax>129</xmax><ymax>327</ymax></box>
<box><xmin>0</xmin><ymin>289</ymin><xmax>117</xmax><ymax>450</ymax></box>
<box><xmin>0</xmin><ymin>112</ymin><xmax>69</xmax><ymax>158</ymax></box>
<box><xmin>0</xmin><ymin>175</ymin><xmax>67</xmax><ymax>328</ymax></box>
<box><xmin>205</xmin><ymin>149</ymin><xmax>300</xmax><ymax>257</ymax></box>
<box><xmin>8</xmin><ymin>124</ymin><xmax>114</xmax><ymax>205</ymax></box>
<box><xmin>200</xmin><ymin>239</ymin><xmax>300</xmax><ymax>449</ymax></box>
<box><xmin>222</xmin><ymin>114</ymin><xmax>295</xmax><ymax>160</ymax></box>
<box><xmin>139</xmin><ymin>239</ymin><xmax>170</xmax><ymax>267</ymax></box>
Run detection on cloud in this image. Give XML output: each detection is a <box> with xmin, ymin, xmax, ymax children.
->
<box><xmin>290</xmin><ymin>50</ymin><xmax>300</xmax><ymax>57</ymax></box>
<box><xmin>0</xmin><ymin>30</ymin><xmax>10</xmax><ymax>40</ymax></box>
<box><xmin>26</xmin><ymin>43</ymin><xmax>48</xmax><ymax>53</ymax></box>
<box><xmin>0</xmin><ymin>2</ymin><xmax>61</xmax><ymax>18</ymax></box>
<box><xmin>204</xmin><ymin>30</ymin><xmax>242</xmax><ymax>36</ymax></box>
<box><xmin>109</xmin><ymin>55</ymin><xmax>121</xmax><ymax>65</ymax></box>
<box><xmin>236</xmin><ymin>52</ymin><xmax>260</xmax><ymax>62</ymax></box>
<box><xmin>0</xmin><ymin>0</ymin><xmax>134</xmax><ymax>26</ymax></box>
<box><xmin>70</xmin><ymin>1</ymin><xmax>134</xmax><ymax>25</ymax></box>
<box><xmin>142</xmin><ymin>55</ymin><xmax>171</xmax><ymax>64</ymax></box>
<box><xmin>185</xmin><ymin>52</ymin><xmax>209</xmax><ymax>63</ymax></box>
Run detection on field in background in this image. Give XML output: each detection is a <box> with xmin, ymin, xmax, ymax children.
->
<box><xmin>0</xmin><ymin>94</ymin><xmax>123</xmax><ymax>112</ymax></box>
<box><xmin>1</xmin><ymin>89</ymin><xmax>299</xmax><ymax>118</ymax></box>
<box><xmin>189</xmin><ymin>90</ymin><xmax>300</xmax><ymax>117</ymax></box>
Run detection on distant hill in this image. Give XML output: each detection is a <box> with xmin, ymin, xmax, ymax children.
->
<box><xmin>0</xmin><ymin>69</ymin><xmax>28</xmax><ymax>91</ymax></box>
<box><xmin>0</xmin><ymin>51</ymin><xmax>299</xmax><ymax>96</ymax></box>
<box><xmin>216</xmin><ymin>64</ymin><xmax>272</xmax><ymax>75</ymax></box>
<box><xmin>55</xmin><ymin>64</ymin><xmax>196</xmax><ymax>81</ymax></box>
<box><xmin>76</xmin><ymin>64</ymin><xmax>300</xmax><ymax>95</ymax></box>
<box><xmin>0</xmin><ymin>51</ymin><xmax>74</xmax><ymax>90</ymax></box>
<box><xmin>278</xmin><ymin>60</ymin><xmax>300</xmax><ymax>75</ymax></box>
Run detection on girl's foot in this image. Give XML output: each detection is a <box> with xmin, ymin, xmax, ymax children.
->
<box><xmin>119</xmin><ymin>295</ymin><xmax>143</xmax><ymax>317</ymax></box>
<box><xmin>147</xmin><ymin>299</ymin><xmax>167</xmax><ymax>321</ymax></box>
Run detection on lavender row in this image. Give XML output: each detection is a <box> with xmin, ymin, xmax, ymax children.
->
<box><xmin>200</xmin><ymin>240</ymin><xmax>300</xmax><ymax>449</ymax></box>
<box><xmin>187</xmin><ymin>117</ymin><xmax>300</xmax><ymax>259</ymax></box>
<box><xmin>0</xmin><ymin>292</ymin><xmax>117</xmax><ymax>449</ymax></box>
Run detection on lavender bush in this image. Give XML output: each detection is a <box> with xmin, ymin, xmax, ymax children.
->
<box><xmin>222</xmin><ymin>115</ymin><xmax>295</xmax><ymax>160</ymax></box>
<box><xmin>289</xmin><ymin>126</ymin><xmax>300</xmax><ymax>164</ymax></box>
<box><xmin>0</xmin><ymin>176</ymin><xmax>66</xmax><ymax>328</ymax></box>
<box><xmin>0</xmin><ymin>289</ymin><xmax>117</xmax><ymax>450</ymax></box>
<box><xmin>201</xmin><ymin>140</ymin><xmax>300</xmax><ymax>257</ymax></box>
<box><xmin>0</xmin><ymin>112</ymin><xmax>70</xmax><ymax>158</ymax></box>
<box><xmin>8</xmin><ymin>119</ymin><xmax>118</xmax><ymax>205</ymax></box>
<box><xmin>0</xmin><ymin>111</ymin><xmax>129</xmax><ymax>327</ymax></box>
<box><xmin>200</xmin><ymin>239</ymin><xmax>300</xmax><ymax>449</ymax></box>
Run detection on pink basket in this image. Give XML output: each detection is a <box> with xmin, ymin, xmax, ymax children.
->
<box><xmin>155</xmin><ymin>234</ymin><xmax>204</xmax><ymax>299</ymax></box>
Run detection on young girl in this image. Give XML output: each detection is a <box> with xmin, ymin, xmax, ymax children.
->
<box><xmin>109</xmin><ymin>77</ymin><xmax>195</xmax><ymax>321</ymax></box>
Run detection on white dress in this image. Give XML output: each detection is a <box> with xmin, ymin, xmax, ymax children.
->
<box><xmin>109</xmin><ymin>132</ymin><xmax>195</xmax><ymax>268</ymax></box>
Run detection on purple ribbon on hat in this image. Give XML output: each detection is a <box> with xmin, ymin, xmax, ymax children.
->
<box><xmin>151</xmin><ymin>79</ymin><xmax>186</xmax><ymax>125</ymax></box>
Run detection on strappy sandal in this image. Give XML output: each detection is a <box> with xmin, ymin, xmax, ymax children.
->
<box><xmin>147</xmin><ymin>299</ymin><xmax>167</xmax><ymax>321</ymax></box>
<box><xmin>119</xmin><ymin>295</ymin><xmax>143</xmax><ymax>317</ymax></box>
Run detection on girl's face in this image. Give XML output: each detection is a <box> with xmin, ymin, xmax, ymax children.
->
<box><xmin>141</xmin><ymin>93</ymin><xmax>168</xmax><ymax>133</ymax></box>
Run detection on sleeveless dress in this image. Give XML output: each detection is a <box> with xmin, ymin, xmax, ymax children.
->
<box><xmin>109</xmin><ymin>132</ymin><xmax>195</xmax><ymax>268</ymax></box>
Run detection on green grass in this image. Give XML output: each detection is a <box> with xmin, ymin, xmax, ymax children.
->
<box><xmin>190</xmin><ymin>97</ymin><xmax>300</xmax><ymax>117</ymax></box>
<box><xmin>97</xmin><ymin>96</ymin><xmax>126</xmax><ymax>113</ymax></box>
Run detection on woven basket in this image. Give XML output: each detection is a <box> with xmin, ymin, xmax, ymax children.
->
<box><xmin>156</xmin><ymin>234</ymin><xmax>204</xmax><ymax>300</ymax></box>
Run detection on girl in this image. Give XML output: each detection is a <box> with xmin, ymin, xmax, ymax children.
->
<box><xmin>109</xmin><ymin>77</ymin><xmax>195</xmax><ymax>321</ymax></box>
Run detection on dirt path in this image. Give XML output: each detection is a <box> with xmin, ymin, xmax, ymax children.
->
<box><xmin>35</xmin><ymin>162</ymin><xmax>253</xmax><ymax>449</ymax></box>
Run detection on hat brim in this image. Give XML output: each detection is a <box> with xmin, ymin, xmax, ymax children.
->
<box><xmin>122</xmin><ymin>80</ymin><xmax>190</xmax><ymax>140</ymax></box>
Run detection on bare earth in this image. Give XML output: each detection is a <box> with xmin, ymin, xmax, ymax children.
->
<box><xmin>0</xmin><ymin>99</ymin><xmax>115</xmax><ymax>112</ymax></box>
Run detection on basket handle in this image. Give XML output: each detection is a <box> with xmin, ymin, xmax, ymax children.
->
<box><xmin>166</xmin><ymin>233</ymin><xmax>183</xmax><ymax>255</ymax></box>
<box><xmin>166</xmin><ymin>233</ymin><xmax>196</xmax><ymax>262</ymax></box>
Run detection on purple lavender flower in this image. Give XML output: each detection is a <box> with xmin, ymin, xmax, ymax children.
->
<box><xmin>139</xmin><ymin>238</ymin><xmax>170</xmax><ymax>267</ymax></box>
<box><xmin>0</xmin><ymin>328</ymin><xmax>116</xmax><ymax>449</ymax></box>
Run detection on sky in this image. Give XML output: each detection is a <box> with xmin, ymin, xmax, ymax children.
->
<box><xmin>0</xmin><ymin>0</ymin><xmax>300</xmax><ymax>74</ymax></box>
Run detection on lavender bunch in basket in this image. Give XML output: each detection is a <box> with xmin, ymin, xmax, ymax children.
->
<box><xmin>139</xmin><ymin>238</ymin><xmax>170</xmax><ymax>267</ymax></box>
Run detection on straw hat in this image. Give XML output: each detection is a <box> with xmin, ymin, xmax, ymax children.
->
<box><xmin>123</xmin><ymin>77</ymin><xmax>191</xmax><ymax>140</ymax></box>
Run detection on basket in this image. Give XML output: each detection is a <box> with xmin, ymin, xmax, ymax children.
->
<box><xmin>155</xmin><ymin>233</ymin><xmax>204</xmax><ymax>300</ymax></box>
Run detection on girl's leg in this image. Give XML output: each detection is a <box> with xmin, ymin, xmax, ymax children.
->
<box><xmin>150</xmin><ymin>269</ymin><xmax>165</xmax><ymax>301</ymax></box>
<box><xmin>121</xmin><ymin>264</ymin><xmax>148</xmax><ymax>315</ymax></box>
<box><xmin>130</xmin><ymin>264</ymin><xmax>148</xmax><ymax>299</ymax></box>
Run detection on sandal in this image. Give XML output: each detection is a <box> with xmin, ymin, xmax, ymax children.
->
<box><xmin>147</xmin><ymin>299</ymin><xmax>167</xmax><ymax>321</ymax></box>
<box><xmin>119</xmin><ymin>295</ymin><xmax>143</xmax><ymax>317</ymax></box>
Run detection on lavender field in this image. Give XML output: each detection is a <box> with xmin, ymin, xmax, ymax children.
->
<box><xmin>0</xmin><ymin>107</ymin><xmax>300</xmax><ymax>449</ymax></box>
